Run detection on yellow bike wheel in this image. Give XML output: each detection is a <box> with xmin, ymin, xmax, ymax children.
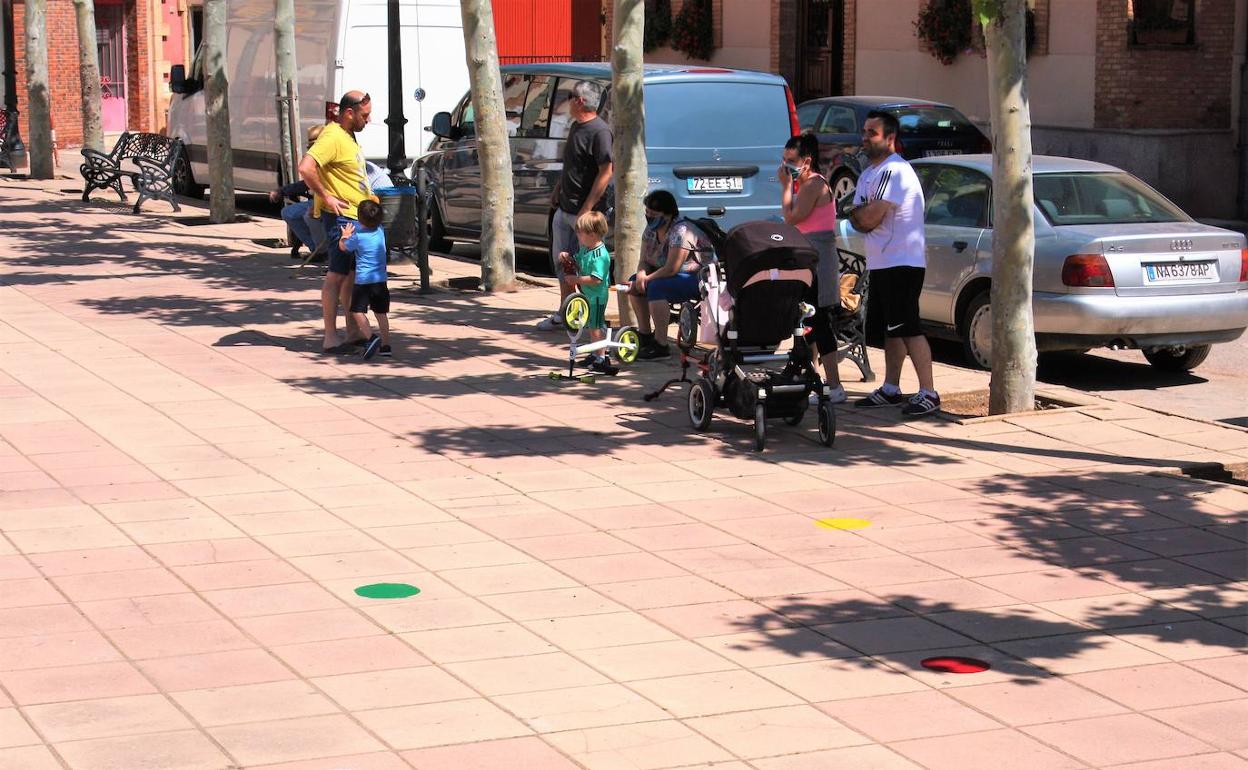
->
<box><xmin>615</xmin><ymin>327</ymin><xmax>640</xmax><ymax>365</ymax></box>
<box><xmin>562</xmin><ymin>294</ymin><xmax>591</xmax><ymax>331</ymax></box>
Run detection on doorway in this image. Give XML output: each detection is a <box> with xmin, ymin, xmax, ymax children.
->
<box><xmin>797</xmin><ymin>0</ymin><xmax>843</xmax><ymax>101</ymax></box>
<box><xmin>96</xmin><ymin>3</ymin><xmax>127</xmax><ymax>132</ymax></box>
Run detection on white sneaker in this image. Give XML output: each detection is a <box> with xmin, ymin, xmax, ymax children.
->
<box><xmin>536</xmin><ymin>314</ymin><xmax>564</xmax><ymax>331</ymax></box>
<box><xmin>810</xmin><ymin>386</ymin><xmax>847</xmax><ymax>405</ymax></box>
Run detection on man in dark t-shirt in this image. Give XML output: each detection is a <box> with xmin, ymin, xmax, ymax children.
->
<box><xmin>538</xmin><ymin>80</ymin><xmax>614</xmax><ymax>331</ymax></box>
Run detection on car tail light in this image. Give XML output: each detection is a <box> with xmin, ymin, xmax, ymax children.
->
<box><xmin>1062</xmin><ymin>254</ymin><xmax>1115</xmax><ymax>287</ymax></box>
<box><xmin>784</xmin><ymin>86</ymin><xmax>800</xmax><ymax>136</ymax></box>
<box><xmin>325</xmin><ymin>101</ymin><xmax>339</xmax><ymax>123</ymax></box>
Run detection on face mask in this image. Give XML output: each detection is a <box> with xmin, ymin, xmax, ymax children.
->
<box><xmin>645</xmin><ymin>214</ymin><xmax>665</xmax><ymax>230</ymax></box>
<box><xmin>784</xmin><ymin>163</ymin><xmax>805</xmax><ymax>178</ymax></box>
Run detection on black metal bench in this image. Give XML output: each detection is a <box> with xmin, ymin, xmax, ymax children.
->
<box><xmin>835</xmin><ymin>247</ymin><xmax>874</xmax><ymax>381</ymax></box>
<box><xmin>80</xmin><ymin>132</ymin><xmax>184</xmax><ymax>213</ymax></box>
<box><xmin>0</xmin><ymin>109</ymin><xmax>18</xmax><ymax>173</ymax></box>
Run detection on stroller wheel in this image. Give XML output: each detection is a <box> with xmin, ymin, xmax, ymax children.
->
<box><xmin>688</xmin><ymin>377</ymin><xmax>715</xmax><ymax>430</ymax></box>
<box><xmin>818</xmin><ymin>401</ymin><xmax>837</xmax><ymax>447</ymax></box>
<box><xmin>754</xmin><ymin>403</ymin><xmax>767</xmax><ymax>451</ymax></box>
<box><xmin>615</xmin><ymin>326</ymin><xmax>640</xmax><ymax>365</ymax></box>
<box><xmin>677</xmin><ymin>304</ymin><xmax>699</xmax><ymax>350</ymax></box>
<box><xmin>560</xmin><ymin>292</ymin><xmax>591</xmax><ymax>331</ymax></box>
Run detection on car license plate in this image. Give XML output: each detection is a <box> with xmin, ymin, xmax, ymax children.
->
<box><xmin>1143</xmin><ymin>261</ymin><xmax>1219</xmax><ymax>284</ymax></box>
<box><xmin>923</xmin><ymin>149</ymin><xmax>961</xmax><ymax>157</ymax></box>
<box><xmin>687</xmin><ymin>176</ymin><xmax>743</xmax><ymax>194</ymax></box>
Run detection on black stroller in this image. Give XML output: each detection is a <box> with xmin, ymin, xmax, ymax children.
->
<box><xmin>645</xmin><ymin>220</ymin><xmax>836</xmax><ymax>451</ymax></box>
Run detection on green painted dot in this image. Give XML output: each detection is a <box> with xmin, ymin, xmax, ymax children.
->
<box><xmin>354</xmin><ymin>583</ymin><xmax>421</xmax><ymax>599</ymax></box>
<box><xmin>815</xmin><ymin>517</ymin><xmax>872</xmax><ymax>531</ymax></box>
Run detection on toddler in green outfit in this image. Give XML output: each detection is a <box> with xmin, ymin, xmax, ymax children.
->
<box><xmin>557</xmin><ymin>211</ymin><xmax>613</xmax><ymax>373</ymax></box>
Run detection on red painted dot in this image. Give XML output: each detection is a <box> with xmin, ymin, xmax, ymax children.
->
<box><xmin>921</xmin><ymin>656</ymin><xmax>991</xmax><ymax>674</ymax></box>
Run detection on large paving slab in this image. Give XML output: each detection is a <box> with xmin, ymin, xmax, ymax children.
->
<box><xmin>0</xmin><ymin>175</ymin><xmax>1245</xmax><ymax>769</ymax></box>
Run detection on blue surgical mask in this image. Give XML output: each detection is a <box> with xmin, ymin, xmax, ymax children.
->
<box><xmin>645</xmin><ymin>214</ymin><xmax>665</xmax><ymax>230</ymax></box>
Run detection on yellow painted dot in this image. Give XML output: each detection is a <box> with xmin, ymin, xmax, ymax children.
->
<box><xmin>815</xmin><ymin>517</ymin><xmax>871</xmax><ymax>530</ymax></box>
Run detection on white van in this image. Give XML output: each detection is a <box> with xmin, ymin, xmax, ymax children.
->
<box><xmin>166</xmin><ymin>0</ymin><xmax>468</xmax><ymax>195</ymax></box>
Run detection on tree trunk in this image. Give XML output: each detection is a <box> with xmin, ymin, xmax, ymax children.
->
<box><xmin>981</xmin><ymin>0</ymin><xmax>1036</xmax><ymax>415</ymax></box>
<box><xmin>23</xmin><ymin>0</ymin><xmax>52</xmax><ymax>178</ymax></box>
<box><xmin>203</xmin><ymin>0</ymin><xmax>235</xmax><ymax>222</ymax></box>
<box><xmin>274</xmin><ymin>0</ymin><xmax>300</xmax><ymax>185</ymax></box>
<box><xmin>611</xmin><ymin>0</ymin><xmax>646</xmax><ymax>325</ymax></box>
<box><xmin>459</xmin><ymin>0</ymin><xmax>516</xmax><ymax>292</ymax></box>
<box><xmin>71</xmin><ymin>0</ymin><xmax>102</xmax><ymax>153</ymax></box>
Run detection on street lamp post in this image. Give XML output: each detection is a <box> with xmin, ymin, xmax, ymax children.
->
<box><xmin>1</xmin><ymin>0</ymin><xmax>27</xmax><ymax>168</ymax></box>
<box><xmin>384</xmin><ymin>0</ymin><xmax>407</xmax><ymax>183</ymax></box>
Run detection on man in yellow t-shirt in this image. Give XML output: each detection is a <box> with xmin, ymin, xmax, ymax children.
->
<box><xmin>298</xmin><ymin>90</ymin><xmax>375</xmax><ymax>352</ymax></box>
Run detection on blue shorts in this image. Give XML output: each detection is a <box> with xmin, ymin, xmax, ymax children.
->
<box><xmin>321</xmin><ymin>213</ymin><xmax>357</xmax><ymax>275</ymax></box>
<box><xmin>645</xmin><ymin>271</ymin><xmax>699</xmax><ymax>303</ymax></box>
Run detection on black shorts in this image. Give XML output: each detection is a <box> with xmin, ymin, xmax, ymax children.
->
<box><xmin>350</xmin><ymin>282</ymin><xmax>390</xmax><ymax>314</ymax></box>
<box><xmin>870</xmin><ymin>266</ymin><xmax>925</xmax><ymax>338</ymax></box>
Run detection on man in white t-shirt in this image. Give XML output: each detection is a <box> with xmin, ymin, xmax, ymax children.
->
<box><xmin>846</xmin><ymin>110</ymin><xmax>940</xmax><ymax>417</ymax></box>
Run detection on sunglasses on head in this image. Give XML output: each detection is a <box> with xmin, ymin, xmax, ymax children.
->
<box><xmin>339</xmin><ymin>93</ymin><xmax>371</xmax><ymax>111</ymax></box>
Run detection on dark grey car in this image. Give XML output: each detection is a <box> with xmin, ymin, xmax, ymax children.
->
<box><xmin>797</xmin><ymin>95</ymin><xmax>991</xmax><ymax>205</ymax></box>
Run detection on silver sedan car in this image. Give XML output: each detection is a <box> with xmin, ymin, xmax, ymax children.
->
<box><xmin>839</xmin><ymin>155</ymin><xmax>1248</xmax><ymax>371</ymax></box>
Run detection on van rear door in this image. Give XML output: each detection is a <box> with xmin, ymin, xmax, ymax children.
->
<box><xmin>340</xmin><ymin>0</ymin><xmax>468</xmax><ymax>163</ymax></box>
<box><xmin>643</xmin><ymin>80</ymin><xmax>790</xmax><ymax>229</ymax></box>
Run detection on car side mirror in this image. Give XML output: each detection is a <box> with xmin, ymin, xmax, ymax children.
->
<box><xmin>169</xmin><ymin>65</ymin><xmax>187</xmax><ymax>94</ymax></box>
<box><xmin>431</xmin><ymin>111</ymin><xmax>455</xmax><ymax>140</ymax></box>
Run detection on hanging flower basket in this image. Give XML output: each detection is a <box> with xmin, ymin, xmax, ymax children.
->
<box><xmin>914</xmin><ymin>0</ymin><xmax>974</xmax><ymax>65</ymax></box>
<box><xmin>644</xmin><ymin>0</ymin><xmax>673</xmax><ymax>52</ymax></box>
<box><xmin>671</xmin><ymin>0</ymin><xmax>715</xmax><ymax>61</ymax></box>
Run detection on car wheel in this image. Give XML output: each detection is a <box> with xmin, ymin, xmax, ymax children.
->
<box><xmin>960</xmin><ymin>290</ymin><xmax>992</xmax><ymax>370</ymax></box>
<box><xmin>1143</xmin><ymin>344</ymin><xmax>1211</xmax><ymax>372</ymax></box>
<box><xmin>172</xmin><ymin>149</ymin><xmax>204</xmax><ymax>198</ymax></box>
<box><xmin>427</xmin><ymin>203</ymin><xmax>451</xmax><ymax>253</ymax></box>
<box><xmin>830</xmin><ymin>169</ymin><xmax>857</xmax><ymax>208</ymax></box>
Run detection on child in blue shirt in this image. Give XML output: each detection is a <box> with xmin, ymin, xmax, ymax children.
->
<box><xmin>339</xmin><ymin>200</ymin><xmax>391</xmax><ymax>359</ymax></box>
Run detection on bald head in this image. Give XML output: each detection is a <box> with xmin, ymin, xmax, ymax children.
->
<box><xmin>338</xmin><ymin>91</ymin><xmax>371</xmax><ymax>133</ymax></box>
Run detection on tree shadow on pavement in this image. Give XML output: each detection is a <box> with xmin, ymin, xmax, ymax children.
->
<box><xmin>717</xmin><ymin>466</ymin><xmax>1244</xmax><ymax>682</ymax></box>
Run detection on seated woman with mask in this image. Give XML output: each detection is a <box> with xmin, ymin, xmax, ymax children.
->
<box><xmin>627</xmin><ymin>190</ymin><xmax>711</xmax><ymax>360</ymax></box>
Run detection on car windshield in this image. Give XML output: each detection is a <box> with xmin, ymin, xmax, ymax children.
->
<box><xmin>645</xmin><ymin>82</ymin><xmax>791</xmax><ymax>148</ymax></box>
<box><xmin>1034</xmin><ymin>172</ymin><xmax>1189</xmax><ymax>225</ymax></box>
<box><xmin>888</xmin><ymin>105</ymin><xmax>978</xmax><ymax>134</ymax></box>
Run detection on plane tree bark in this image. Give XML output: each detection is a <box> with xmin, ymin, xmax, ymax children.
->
<box><xmin>459</xmin><ymin>0</ymin><xmax>516</xmax><ymax>291</ymax></box>
<box><xmin>611</xmin><ymin>0</ymin><xmax>646</xmax><ymax>323</ymax></box>
<box><xmin>977</xmin><ymin>0</ymin><xmax>1036</xmax><ymax>414</ymax></box>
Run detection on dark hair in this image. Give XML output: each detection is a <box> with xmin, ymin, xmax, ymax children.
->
<box><xmin>643</xmin><ymin>189</ymin><xmax>679</xmax><ymax>218</ymax></box>
<box><xmin>357</xmin><ymin>199</ymin><xmax>383</xmax><ymax>228</ymax></box>
<box><xmin>784</xmin><ymin>132</ymin><xmax>821</xmax><ymax>174</ymax></box>
<box><xmin>866</xmin><ymin>110</ymin><xmax>901</xmax><ymax>139</ymax></box>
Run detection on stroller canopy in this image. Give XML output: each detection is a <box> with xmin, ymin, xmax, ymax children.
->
<box><xmin>720</xmin><ymin>221</ymin><xmax>818</xmax><ymax>297</ymax></box>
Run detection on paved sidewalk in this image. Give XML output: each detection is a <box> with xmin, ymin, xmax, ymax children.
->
<box><xmin>1</xmin><ymin>177</ymin><xmax>1246</xmax><ymax>770</ymax></box>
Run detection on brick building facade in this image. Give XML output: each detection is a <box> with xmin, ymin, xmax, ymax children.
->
<box><xmin>607</xmin><ymin>0</ymin><xmax>1245</xmax><ymax>217</ymax></box>
<box><xmin>1095</xmin><ymin>0</ymin><xmax>1236</xmax><ymax>130</ymax></box>
<box><xmin>3</xmin><ymin>0</ymin><xmax>187</xmax><ymax>152</ymax></box>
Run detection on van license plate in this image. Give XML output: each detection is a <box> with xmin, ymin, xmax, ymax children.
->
<box><xmin>1143</xmin><ymin>261</ymin><xmax>1218</xmax><ymax>284</ymax></box>
<box><xmin>687</xmin><ymin>176</ymin><xmax>743</xmax><ymax>194</ymax></box>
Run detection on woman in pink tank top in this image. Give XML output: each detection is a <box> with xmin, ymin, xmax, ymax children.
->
<box><xmin>779</xmin><ymin>133</ymin><xmax>844</xmax><ymax>403</ymax></box>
